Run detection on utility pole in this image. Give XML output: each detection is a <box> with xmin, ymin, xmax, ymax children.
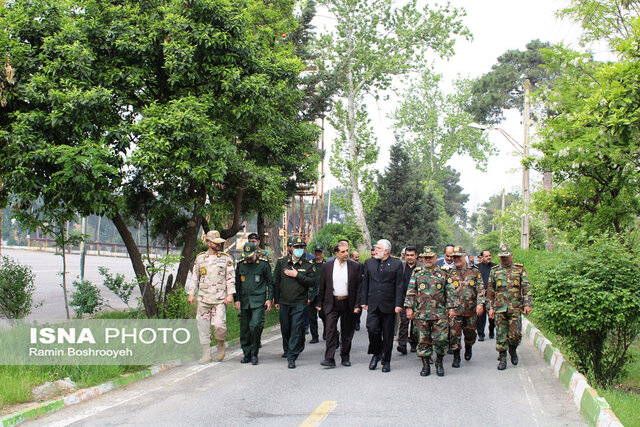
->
<box><xmin>521</xmin><ymin>79</ymin><xmax>531</xmax><ymax>250</ymax></box>
<box><xmin>79</xmin><ymin>216</ymin><xmax>88</xmax><ymax>281</ymax></box>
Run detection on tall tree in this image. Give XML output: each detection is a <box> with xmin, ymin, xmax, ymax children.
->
<box><xmin>319</xmin><ymin>0</ymin><xmax>471</xmax><ymax>247</ymax></box>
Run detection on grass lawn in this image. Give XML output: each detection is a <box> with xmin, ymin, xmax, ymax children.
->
<box><xmin>0</xmin><ymin>304</ymin><xmax>281</xmax><ymax>409</ymax></box>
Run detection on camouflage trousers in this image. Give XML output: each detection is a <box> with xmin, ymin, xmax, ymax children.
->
<box><xmin>495</xmin><ymin>310</ymin><xmax>522</xmax><ymax>352</ymax></box>
<box><xmin>448</xmin><ymin>314</ymin><xmax>477</xmax><ymax>350</ymax></box>
<box><xmin>196</xmin><ymin>301</ymin><xmax>227</xmax><ymax>344</ymax></box>
<box><xmin>415</xmin><ymin>318</ymin><xmax>449</xmax><ymax>357</ymax></box>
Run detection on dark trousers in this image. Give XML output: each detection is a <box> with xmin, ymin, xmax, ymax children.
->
<box><xmin>477</xmin><ymin>304</ymin><xmax>495</xmax><ymax>337</ymax></box>
<box><xmin>366</xmin><ymin>307</ymin><xmax>395</xmax><ymax>362</ymax></box>
<box><xmin>308</xmin><ymin>298</ymin><xmax>320</xmax><ymax>340</ymax></box>
<box><xmin>240</xmin><ymin>306</ymin><xmax>265</xmax><ymax>357</ymax></box>
<box><xmin>280</xmin><ymin>303</ymin><xmax>306</xmax><ymax>361</ymax></box>
<box><xmin>398</xmin><ymin>307</ymin><xmax>418</xmax><ymax>348</ymax></box>
<box><xmin>324</xmin><ymin>298</ymin><xmax>356</xmax><ymax>361</ymax></box>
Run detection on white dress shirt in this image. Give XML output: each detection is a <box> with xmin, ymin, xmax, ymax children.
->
<box><xmin>332</xmin><ymin>260</ymin><xmax>349</xmax><ymax>297</ymax></box>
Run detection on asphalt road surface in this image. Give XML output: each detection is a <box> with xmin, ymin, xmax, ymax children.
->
<box><xmin>29</xmin><ymin>323</ymin><xmax>585</xmax><ymax>426</ymax></box>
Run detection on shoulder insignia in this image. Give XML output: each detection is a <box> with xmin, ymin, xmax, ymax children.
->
<box><xmin>256</xmin><ymin>260</ymin><xmax>260</xmax><ymax>264</ymax></box>
<box><xmin>414</xmin><ymin>267</ymin><xmax>422</xmax><ymax>272</ymax></box>
<box><xmin>278</xmin><ymin>256</ymin><xmax>285</xmax><ymax>260</ymax></box>
<box><xmin>491</xmin><ymin>264</ymin><xmax>500</xmax><ymax>269</ymax></box>
<box><xmin>515</xmin><ymin>263</ymin><xmax>524</xmax><ymax>267</ymax></box>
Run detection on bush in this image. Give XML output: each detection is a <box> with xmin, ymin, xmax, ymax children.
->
<box><xmin>535</xmin><ymin>236</ymin><xmax>640</xmax><ymax>387</ymax></box>
<box><xmin>308</xmin><ymin>223</ymin><xmax>362</xmax><ymax>257</ymax></box>
<box><xmin>98</xmin><ymin>266</ymin><xmax>136</xmax><ymax>308</ymax></box>
<box><xmin>0</xmin><ymin>256</ymin><xmax>38</xmax><ymax>319</ymax></box>
<box><xmin>69</xmin><ymin>280</ymin><xmax>103</xmax><ymax>318</ymax></box>
<box><xmin>158</xmin><ymin>287</ymin><xmax>192</xmax><ymax>319</ymax></box>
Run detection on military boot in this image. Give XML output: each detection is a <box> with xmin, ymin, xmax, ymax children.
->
<box><xmin>497</xmin><ymin>351</ymin><xmax>507</xmax><ymax>370</ymax></box>
<box><xmin>198</xmin><ymin>344</ymin><xmax>212</xmax><ymax>364</ymax></box>
<box><xmin>435</xmin><ymin>354</ymin><xmax>445</xmax><ymax>377</ymax></box>
<box><xmin>452</xmin><ymin>349</ymin><xmax>461</xmax><ymax>368</ymax></box>
<box><xmin>509</xmin><ymin>345</ymin><xmax>519</xmax><ymax>365</ymax></box>
<box><xmin>464</xmin><ymin>345</ymin><xmax>472</xmax><ymax>361</ymax></box>
<box><xmin>216</xmin><ymin>341</ymin><xmax>226</xmax><ymax>361</ymax></box>
<box><xmin>420</xmin><ymin>357</ymin><xmax>431</xmax><ymax>377</ymax></box>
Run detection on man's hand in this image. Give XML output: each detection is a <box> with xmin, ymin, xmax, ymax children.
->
<box><xmin>275</xmin><ymin>304</ymin><xmax>280</xmax><ymax>310</ymax></box>
<box><xmin>476</xmin><ymin>304</ymin><xmax>484</xmax><ymax>316</ymax></box>
<box><xmin>284</xmin><ymin>268</ymin><xmax>298</xmax><ymax>278</ymax></box>
<box><xmin>234</xmin><ymin>301</ymin><xmax>240</xmax><ymax>310</ymax></box>
<box><xmin>406</xmin><ymin>308</ymin><xmax>414</xmax><ymax>320</ymax></box>
<box><xmin>188</xmin><ymin>294</ymin><xmax>195</xmax><ymax>306</ymax></box>
<box><xmin>523</xmin><ymin>306</ymin><xmax>532</xmax><ymax>315</ymax></box>
<box><xmin>307</xmin><ymin>299</ymin><xmax>311</xmax><ymax>305</ymax></box>
<box><xmin>448</xmin><ymin>309</ymin><xmax>456</xmax><ymax>318</ymax></box>
<box><xmin>361</xmin><ymin>305</ymin><xmax>368</xmax><ymax>310</ymax></box>
<box><xmin>488</xmin><ymin>309</ymin><xmax>495</xmax><ymax>319</ymax></box>
<box><xmin>354</xmin><ymin>308</ymin><xmax>361</xmax><ymax>314</ymax></box>
<box><xmin>394</xmin><ymin>306</ymin><xmax>402</xmax><ymax>314</ymax></box>
<box><xmin>224</xmin><ymin>295</ymin><xmax>234</xmax><ymax>305</ymax></box>
<box><xmin>265</xmin><ymin>300</ymin><xmax>272</xmax><ymax>312</ymax></box>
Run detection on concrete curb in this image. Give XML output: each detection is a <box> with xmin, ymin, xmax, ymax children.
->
<box><xmin>1</xmin><ymin>324</ymin><xmax>282</xmax><ymax>426</ymax></box>
<box><xmin>522</xmin><ymin>318</ymin><xmax>623</xmax><ymax>427</ymax></box>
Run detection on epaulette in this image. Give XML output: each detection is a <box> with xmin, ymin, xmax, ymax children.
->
<box><xmin>514</xmin><ymin>263</ymin><xmax>524</xmax><ymax>267</ymax></box>
<box><xmin>278</xmin><ymin>256</ymin><xmax>286</xmax><ymax>260</ymax></box>
<box><xmin>413</xmin><ymin>267</ymin><xmax>423</xmax><ymax>272</ymax></box>
<box><xmin>491</xmin><ymin>264</ymin><xmax>500</xmax><ymax>269</ymax></box>
<box><xmin>196</xmin><ymin>251</ymin><xmax>207</xmax><ymax>258</ymax></box>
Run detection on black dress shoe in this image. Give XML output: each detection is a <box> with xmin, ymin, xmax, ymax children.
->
<box><xmin>381</xmin><ymin>362</ymin><xmax>390</xmax><ymax>373</ymax></box>
<box><xmin>410</xmin><ymin>344</ymin><xmax>417</xmax><ymax>353</ymax></box>
<box><xmin>321</xmin><ymin>359</ymin><xmax>336</xmax><ymax>368</ymax></box>
<box><xmin>288</xmin><ymin>360</ymin><xmax>296</xmax><ymax>369</ymax></box>
<box><xmin>369</xmin><ymin>355</ymin><xmax>380</xmax><ymax>370</ymax></box>
<box><xmin>241</xmin><ymin>355</ymin><xmax>251</xmax><ymax>364</ymax></box>
<box><xmin>397</xmin><ymin>345</ymin><xmax>407</xmax><ymax>355</ymax></box>
<box><xmin>309</xmin><ymin>337</ymin><xmax>319</xmax><ymax>344</ymax></box>
<box><xmin>251</xmin><ymin>355</ymin><xmax>259</xmax><ymax>365</ymax></box>
<box><xmin>489</xmin><ymin>331</ymin><xmax>495</xmax><ymax>339</ymax></box>
<box><xmin>478</xmin><ymin>335</ymin><xmax>485</xmax><ymax>342</ymax></box>
<box><xmin>281</xmin><ymin>351</ymin><xmax>288</xmax><ymax>358</ymax></box>
<box><xmin>259</xmin><ymin>341</ymin><xmax>262</xmax><ymax>348</ymax></box>
<box><xmin>341</xmin><ymin>360</ymin><xmax>351</xmax><ymax>367</ymax></box>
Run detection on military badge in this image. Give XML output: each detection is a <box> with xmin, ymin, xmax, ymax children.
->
<box><xmin>470</xmin><ymin>280</ymin><xmax>475</xmax><ymax>286</ymax></box>
<box><xmin>227</xmin><ymin>261</ymin><xmax>233</xmax><ymax>266</ymax></box>
<box><xmin>436</xmin><ymin>283</ymin><xmax>442</xmax><ymax>290</ymax></box>
<box><xmin>514</xmin><ymin>279</ymin><xmax>519</xmax><ymax>285</ymax></box>
<box><xmin>453</xmin><ymin>281</ymin><xmax>459</xmax><ymax>288</ymax></box>
<box><xmin>255</xmin><ymin>275</ymin><xmax>260</xmax><ymax>282</ymax></box>
<box><xmin>497</xmin><ymin>280</ymin><xmax>502</xmax><ymax>286</ymax></box>
<box><xmin>448</xmin><ymin>278</ymin><xmax>452</xmax><ymax>283</ymax></box>
<box><xmin>419</xmin><ymin>284</ymin><xmax>426</xmax><ymax>290</ymax></box>
<box><xmin>200</xmin><ymin>267</ymin><xmax>207</xmax><ymax>275</ymax></box>
<box><xmin>240</xmin><ymin>275</ymin><xmax>245</xmax><ymax>282</ymax></box>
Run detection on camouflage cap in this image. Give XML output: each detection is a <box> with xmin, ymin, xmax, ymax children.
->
<box><xmin>205</xmin><ymin>230</ymin><xmax>225</xmax><ymax>243</ymax></box>
<box><xmin>242</xmin><ymin>242</ymin><xmax>257</xmax><ymax>258</ymax></box>
<box><xmin>292</xmin><ymin>236</ymin><xmax>307</xmax><ymax>247</ymax></box>
<box><xmin>423</xmin><ymin>246</ymin><xmax>438</xmax><ymax>258</ymax></box>
<box><xmin>451</xmin><ymin>245</ymin><xmax>465</xmax><ymax>256</ymax></box>
<box><xmin>498</xmin><ymin>243</ymin><xmax>513</xmax><ymax>257</ymax></box>
<box><xmin>313</xmin><ymin>243</ymin><xmax>325</xmax><ymax>252</ymax></box>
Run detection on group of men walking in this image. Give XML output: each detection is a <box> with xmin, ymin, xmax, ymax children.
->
<box><xmin>188</xmin><ymin>231</ymin><xmax>532</xmax><ymax>377</ymax></box>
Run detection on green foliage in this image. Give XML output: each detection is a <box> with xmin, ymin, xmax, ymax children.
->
<box><xmin>534</xmin><ymin>236</ymin><xmax>640</xmax><ymax>387</ymax></box>
<box><xmin>158</xmin><ymin>287</ymin><xmax>193</xmax><ymax>320</ymax></box>
<box><xmin>558</xmin><ymin>0</ymin><xmax>640</xmax><ymax>46</ymax></box>
<box><xmin>0</xmin><ymin>256</ymin><xmax>38</xmax><ymax>320</ymax></box>
<box><xmin>308</xmin><ymin>223</ymin><xmax>363</xmax><ymax>256</ymax></box>
<box><xmin>98</xmin><ymin>267</ymin><xmax>136</xmax><ymax>309</ymax></box>
<box><xmin>69</xmin><ymin>280</ymin><xmax>104</xmax><ymax>318</ymax></box>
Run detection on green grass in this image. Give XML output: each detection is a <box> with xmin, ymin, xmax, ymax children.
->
<box><xmin>513</xmin><ymin>248</ymin><xmax>640</xmax><ymax>425</ymax></box>
<box><xmin>1</xmin><ymin>304</ymin><xmax>281</xmax><ymax>409</ymax></box>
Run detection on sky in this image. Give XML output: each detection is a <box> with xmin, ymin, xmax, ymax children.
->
<box><xmin>314</xmin><ymin>0</ymin><xmax>591</xmax><ymax>213</ymax></box>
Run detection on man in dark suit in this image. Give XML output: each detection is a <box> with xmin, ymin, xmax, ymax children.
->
<box><xmin>361</xmin><ymin>239</ymin><xmax>404</xmax><ymax>373</ymax></box>
<box><xmin>316</xmin><ymin>241</ymin><xmax>363</xmax><ymax>367</ymax></box>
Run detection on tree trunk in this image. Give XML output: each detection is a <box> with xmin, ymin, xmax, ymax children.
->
<box><xmin>112</xmin><ymin>211</ymin><xmax>157</xmax><ymax>317</ymax></box>
<box><xmin>173</xmin><ymin>210</ymin><xmax>204</xmax><ymax>290</ymax></box>
<box><xmin>257</xmin><ymin>210</ymin><xmax>266</xmax><ymax>249</ymax></box>
<box><xmin>266</xmin><ymin>218</ymin><xmax>281</xmax><ymax>258</ymax></box>
<box><xmin>60</xmin><ymin>236</ymin><xmax>71</xmax><ymax>320</ymax></box>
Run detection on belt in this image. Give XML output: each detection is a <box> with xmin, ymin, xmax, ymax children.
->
<box><xmin>333</xmin><ymin>295</ymin><xmax>348</xmax><ymax>300</ymax></box>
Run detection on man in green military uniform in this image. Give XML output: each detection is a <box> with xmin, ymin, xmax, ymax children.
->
<box><xmin>248</xmin><ymin>232</ymin><xmax>271</xmax><ymax>347</ymax></box>
<box><xmin>274</xmin><ymin>237</ymin><xmax>316</xmax><ymax>369</ymax></box>
<box><xmin>188</xmin><ymin>230</ymin><xmax>235</xmax><ymax>364</ymax></box>
<box><xmin>308</xmin><ymin>243</ymin><xmax>325</xmax><ymax>344</ymax></box>
<box><xmin>404</xmin><ymin>246</ymin><xmax>450</xmax><ymax>377</ymax></box>
<box><xmin>234</xmin><ymin>242</ymin><xmax>273</xmax><ymax>365</ymax></box>
<box><xmin>487</xmin><ymin>243</ymin><xmax>532</xmax><ymax>370</ymax></box>
<box><xmin>446</xmin><ymin>245</ymin><xmax>485</xmax><ymax>368</ymax></box>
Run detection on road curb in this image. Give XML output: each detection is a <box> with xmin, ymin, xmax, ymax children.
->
<box><xmin>522</xmin><ymin>318</ymin><xmax>623</xmax><ymax>427</ymax></box>
<box><xmin>1</xmin><ymin>324</ymin><xmax>282</xmax><ymax>426</ymax></box>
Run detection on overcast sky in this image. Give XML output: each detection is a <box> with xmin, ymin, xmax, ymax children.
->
<box><xmin>315</xmin><ymin>0</ymin><xmax>592</xmax><ymax>213</ymax></box>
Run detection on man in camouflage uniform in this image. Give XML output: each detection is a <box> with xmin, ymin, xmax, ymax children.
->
<box><xmin>188</xmin><ymin>230</ymin><xmax>236</xmax><ymax>364</ymax></box>
<box><xmin>234</xmin><ymin>242</ymin><xmax>273</xmax><ymax>365</ymax></box>
<box><xmin>446</xmin><ymin>245</ymin><xmax>485</xmax><ymax>368</ymax></box>
<box><xmin>487</xmin><ymin>244</ymin><xmax>532</xmax><ymax>370</ymax></box>
<box><xmin>404</xmin><ymin>246</ymin><xmax>449</xmax><ymax>377</ymax></box>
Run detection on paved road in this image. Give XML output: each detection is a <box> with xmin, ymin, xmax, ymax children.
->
<box><xmin>3</xmin><ymin>248</ymin><xmax>149</xmax><ymax>320</ymax></box>
<box><xmin>29</xmin><ymin>323</ymin><xmax>585</xmax><ymax>426</ymax></box>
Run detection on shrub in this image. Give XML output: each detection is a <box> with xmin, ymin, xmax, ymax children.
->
<box><xmin>98</xmin><ymin>266</ymin><xmax>136</xmax><ymax>308</ymax></box>
<box><xmin>308</xmin><ymin>223</ymin><xmax>362</xmax><ymax>257</ymax></box>
<box><xmin>69</xmin><ymin>280</ymin><xmax>103</xmax><ymax>318</ymax></box>
<box><xmin>158</xmin><ymin>287</ymin><xmax>192</xmax><ymax>319</ymax></box>
<box><xmin>0</xmin><ymin>256</ymin><xmax>38</xmax><ymax>319</ymax></box>
<box><xmin>535</xmin><ymin>236</ymin><xmax>640</xmax><ymax>387</ymax></box>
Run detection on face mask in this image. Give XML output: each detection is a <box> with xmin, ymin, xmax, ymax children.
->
<box><xmin>293</xmin><ymin>248</ymin><xmax>304</xmax><ymax>258</ymax></box>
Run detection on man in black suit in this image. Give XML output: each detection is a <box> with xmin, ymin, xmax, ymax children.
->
<box><xmin>316</xmin><ymin>241</ymin><xmax>363</xmax><ymax>367</ymax></box>
<box><xmin>361</xmin><ymin>239</ymin><xmax>404</xmax><ymax>373</ymax></box>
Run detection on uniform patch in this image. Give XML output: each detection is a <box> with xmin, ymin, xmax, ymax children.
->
<box><xmin>201</xmin><ymin>267</ymin><xmax>207</xmax><ymax>275</ymax></box>
<box><xmin>470</xmin><ymin>280</ymin><xmax>475</xmax><ymax>286</ymax></box>
<box><xmin>453</xmin><ymin>281</ymin><xmax>459</xmax><ymax>288</ymax></box>
<box><xmin>513</xmin><ymin>279</ymin><xmax>519</xmax><ymax>285</ymax></box>
<box><xmin>419</xmin><ymin>284</ymin><xmax>426</xmax><ymax>290</ymax></box>
<box><xmin>409</xmin><ymin>278</ymin><xmax>416</xmax><ymax>285</ymax></box>
<box><xmin>255</xmin><ymin>275</ymin><xmax>260</xmax><ymax>282</ymax></box>
<box><xmin>227</xmin><ymin>261</ymin><xmax>233</xmax><ymax>266</ymax></box>
<box><xmin>497</xmin><ymin>280</ymin><xmax>502</xmax><ymax>286</ymax></box>
<box><xmin>436</xmin><ymin>283</ymin><xmax>442</xmax><ymax>290</ymax></box>
<box><xmin>240</xmin><ymin>275</ymin><xmax>245</xmax><ymax>282</ymax></box>
<box><xmin>448</xmin><ymin>278</ymin><xmax>452</xmax><ymax>283</ymax></box>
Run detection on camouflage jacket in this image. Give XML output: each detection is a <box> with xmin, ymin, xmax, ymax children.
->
<box><xmin>403</xmin><ymin>266</ymin><xmax>449</xmax><ymax>320</ymax></box>
<box><xmin>445</xmin><ymin>266</ymin><xmax>485</xmax><ymax>316</ymax></box>
<box><xmin>487</xmin><ymin>263</ymin><xmax>532</xmax><ymax>313</ymax></box>
<box><xmin>188</xmin><ymin>251</ymin><xmax>236</xmax><ymax>304</ymax></box>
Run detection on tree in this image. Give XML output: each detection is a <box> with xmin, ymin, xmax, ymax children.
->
<box><xmin>319</xmin><ymin>0</ymin><xmax>471</xmax><ymax>247</ymax></box>
<box><xmin>369</xmin><ymin>143</ymin><xmax>440</xmax><ymax>253</ymax></box>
